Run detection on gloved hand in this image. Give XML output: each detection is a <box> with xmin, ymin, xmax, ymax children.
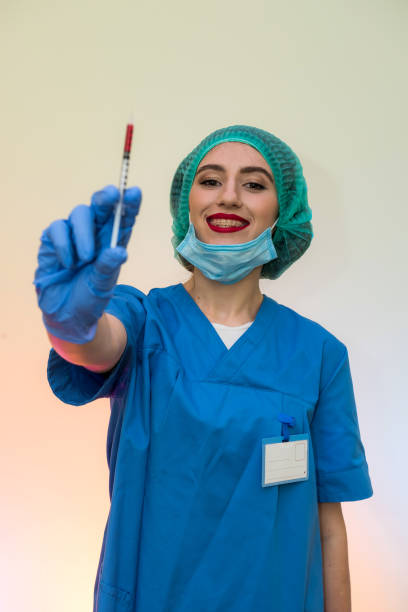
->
<box><xmin>33</xmin><ymin>184</ymin><xmax>142</xmax><ymax>343</ymax></box>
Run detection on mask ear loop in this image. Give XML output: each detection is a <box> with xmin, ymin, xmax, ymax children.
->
<box><xmin>271</xmin><ymin>216</ymin><xmax>279</xmax><ymax>236</ymax></box>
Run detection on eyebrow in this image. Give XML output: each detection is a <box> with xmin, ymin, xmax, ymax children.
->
<box><xmin>195</xmin><ymin>163</ymin><xmax>274</xmax><ymax>184</ymax></box>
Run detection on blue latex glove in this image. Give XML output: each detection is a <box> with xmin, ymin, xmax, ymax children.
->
<box><xmin>33</xmin><ymin>185</ymin><xmax>142</xmax><ymax>343</ymax></box>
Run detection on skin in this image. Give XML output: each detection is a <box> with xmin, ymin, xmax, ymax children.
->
<box><xmin>188</xmin><ymin>141</ymin><xmax>279</xmax><ymax>245</ymax></box>
<box><xmin>183</xmin><ymin>141</ymin><xmax>279</xmax><ymax>325</ymax></box>
<box><xmin>319</xmin><ymin>502</ymin><xmax>352</xmax><ymax>611</ymax></box>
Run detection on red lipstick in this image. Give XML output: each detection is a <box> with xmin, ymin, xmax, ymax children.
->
<box><xmin>206</xmin><ymin>212</ymin><xmax>250</xmax><ymax>233</ymax></box>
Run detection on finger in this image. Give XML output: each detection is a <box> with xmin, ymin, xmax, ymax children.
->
<box><xmin>120</xmin><ymin>186</ymin><xmax>142</xmax><ymax>228</ymax></box>
<box><xmin>91</xmin><ymin>185</ymin><xmax>120</xmax><ymax>225</ymax></box>
<box><xmin>36</xmin><ymin>229</ymin><xmax>60</xmax><ymax>275</ymax></box>
<box><xmin>88</xmin><ymin>247</ymin><xmax>128</xmax><ymax>295</ymax></box>
<box><xmin>47</xmin><ymin>219</ymin><xmax>74</xmax><ymax>268</ymax></box>
<box><xmin>123</xmin><ymin>186</ymin><xmax>142</xmax><ymax>212</ymax></box>
<box><xmin>68</xmin><ymin>204</ymin><xmax>95</xmax><ymax>263</ymax></box>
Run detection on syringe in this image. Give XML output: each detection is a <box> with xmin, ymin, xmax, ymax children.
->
<box><xmin>110</xmin><ymin>122</ymin><xmax>134</xmax><ymax>248</ymax></box>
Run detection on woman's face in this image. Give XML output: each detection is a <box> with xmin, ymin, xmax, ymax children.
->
<box><xmin>188</xmin><ymin>141</ymin><xmax>279</xmax><ymax>244</ymax></box>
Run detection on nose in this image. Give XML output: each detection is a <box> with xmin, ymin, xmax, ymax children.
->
<box><xmin>218</xmin><ymin>179</ymin><xmax>241</xmax><ymax>208</ymax></box>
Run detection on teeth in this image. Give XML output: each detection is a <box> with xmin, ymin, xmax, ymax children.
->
<box><xmin>209</xmin><ymin>219</ymin><xmax>247</xmax><ymax>227</ymax></box>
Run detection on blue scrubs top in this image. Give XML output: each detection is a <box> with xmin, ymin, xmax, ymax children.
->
<box><xmin>47</xmin><ymin>283</ymin><xmax>373</xmax><ymax>612</ymax></box>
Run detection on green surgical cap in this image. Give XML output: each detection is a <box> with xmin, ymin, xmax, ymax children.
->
<box><xmin>170</xmin><ymin>124</ymin><xmax>313</xmax><ymax>279</ymax></box>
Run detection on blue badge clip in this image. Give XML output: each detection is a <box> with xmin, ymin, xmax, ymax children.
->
<box><xmin>277</xmin><ymin>413</ymin><xmax>296</xmax><ymax>442</ymax></box>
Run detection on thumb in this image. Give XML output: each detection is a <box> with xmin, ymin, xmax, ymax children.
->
<box><xmin>89</xmin><ymin>247</ymin><xmax>128</xmax><ymax>295</ymax></box>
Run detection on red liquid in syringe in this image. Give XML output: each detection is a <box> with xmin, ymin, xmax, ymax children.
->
<box><xmin>110</xmin><ymin>123</ymin><xmax>134</xmax><ymax>248</ymax></box>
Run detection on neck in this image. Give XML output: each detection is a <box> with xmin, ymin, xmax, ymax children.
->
<box><xmin>183</xmin><ymin>266</ymin><xmax>264</xmax><ymax>325</ymax></box>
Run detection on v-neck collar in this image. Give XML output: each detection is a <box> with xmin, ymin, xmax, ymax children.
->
<box><xmin>171</xmin><ymin>283</ymin><xmax>277</xmax><ymax>382</ymax></box>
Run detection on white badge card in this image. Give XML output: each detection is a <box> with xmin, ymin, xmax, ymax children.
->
<box><xmin>262</xmin><ymin>434</ymin><xmax>309</xmax><ymax>487</ymax></box>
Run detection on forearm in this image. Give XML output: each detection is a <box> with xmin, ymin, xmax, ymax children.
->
<box><xmin>47</xmin><ymin>312</ymin><xmax>127</xmax><ymax>373</ymax></box>
<box><xmin>320</xmin><ymin>523</ymin><xmax>351</xmax><ymax>612</ymax></box>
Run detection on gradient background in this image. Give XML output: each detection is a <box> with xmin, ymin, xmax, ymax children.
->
<box><xmin>1</xmin><ymin>1</ymin><xmax>406</xmax><ymax>610</ymax></box>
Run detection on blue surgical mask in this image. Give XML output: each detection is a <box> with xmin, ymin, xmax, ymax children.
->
<box><xmin>176</xmin><ymin>218</ymin><xmax>279</xmax><ymax>284</ymax></box>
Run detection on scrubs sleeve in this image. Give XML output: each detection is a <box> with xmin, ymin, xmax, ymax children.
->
<box><xmin>310</xmin><ymin>340</ymin><xmax>373</xmax><ymax>502</ymax></box>
<box><xmin>47</xmin><ymin>284</ymin><xmax>146</xmax><ymax>406</ymax></box>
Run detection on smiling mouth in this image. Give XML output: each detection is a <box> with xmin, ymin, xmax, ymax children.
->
<box><xmin>207</xmin><ymin>213</ymin><xmax>250</xmax><ymax>233</ymax></box>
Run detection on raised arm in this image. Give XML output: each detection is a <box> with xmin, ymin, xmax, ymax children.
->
<box><xmin>47</xmin><ymin>312</ymin><xmax>127</xmax><ymax>373</ymax></box>
<box><xmin>34</xmin><ymin>184</ymin><xmax>142</xmax><ymax>372</ymax></box>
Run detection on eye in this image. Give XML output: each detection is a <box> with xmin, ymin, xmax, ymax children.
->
<box><xmin>245</xmin><ymin>182</ymin><xmax>265</xmax><ymax>190</ymax></box>
<box><xmin>200</xmin><ymin>179</ymin><xmax>220</xmax><ymax>187</ymax></box>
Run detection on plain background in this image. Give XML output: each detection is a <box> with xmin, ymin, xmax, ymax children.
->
<box><xmin>1</xmin><ymin>1</ymin><xmax>407</xmax><ymax>610</ymax></box>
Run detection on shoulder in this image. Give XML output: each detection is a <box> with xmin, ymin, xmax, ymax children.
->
<box><xmin>108</xmin><ymin>284</ymin><xmax>175</xmax><ymax>312</ymax></box>
<box><xmin>107</xmin><ymin>283</ymin><xmax>182</xmax><ymax>338</ymax></box>
<box><xmin>111</xmin><ymin>283</ymin><xmax>180</xmax><ymax>304</ymax></box>
<box><xmin>271</xmin><ymin>300</ymin><xmax>351</xmax><ymax>395</ymax></box>
<box><xmin>269</xmin><ymin>297</ymin><xmax>347</xmax><ymax>358</ymax></box>
<box><xmin>110</xmin><ymin>283</ymin><xmax>147</xmax><ymax>302</ymax></box>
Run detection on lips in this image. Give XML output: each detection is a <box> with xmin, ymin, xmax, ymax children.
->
<box><xmin>206</xmin><ymin>212</ymin><xmax>250</xmax><ymax>233</ymax></box>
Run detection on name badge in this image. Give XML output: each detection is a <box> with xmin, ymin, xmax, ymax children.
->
<box><xmin>262</xmin><ymin>434</ymin><xmax>309</xmax><ymax>487</ymax></box>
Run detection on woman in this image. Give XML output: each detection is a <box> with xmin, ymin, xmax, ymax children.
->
<box><xmin>34</xmin><ymin>125</ymin><xmax>373</xmax><ymax>612</ymax></box>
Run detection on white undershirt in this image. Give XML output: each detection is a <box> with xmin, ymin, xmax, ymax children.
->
<box><xmin>210</xmin><ymin>320</ymin><xmax>254</xmax><ymax>349</ymax></box>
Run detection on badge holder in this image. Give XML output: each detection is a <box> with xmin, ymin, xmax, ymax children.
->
<box><xmin>262</xmin><ymin>413</ymin><xmax>309</xmax><ymax>487</ymax></box>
